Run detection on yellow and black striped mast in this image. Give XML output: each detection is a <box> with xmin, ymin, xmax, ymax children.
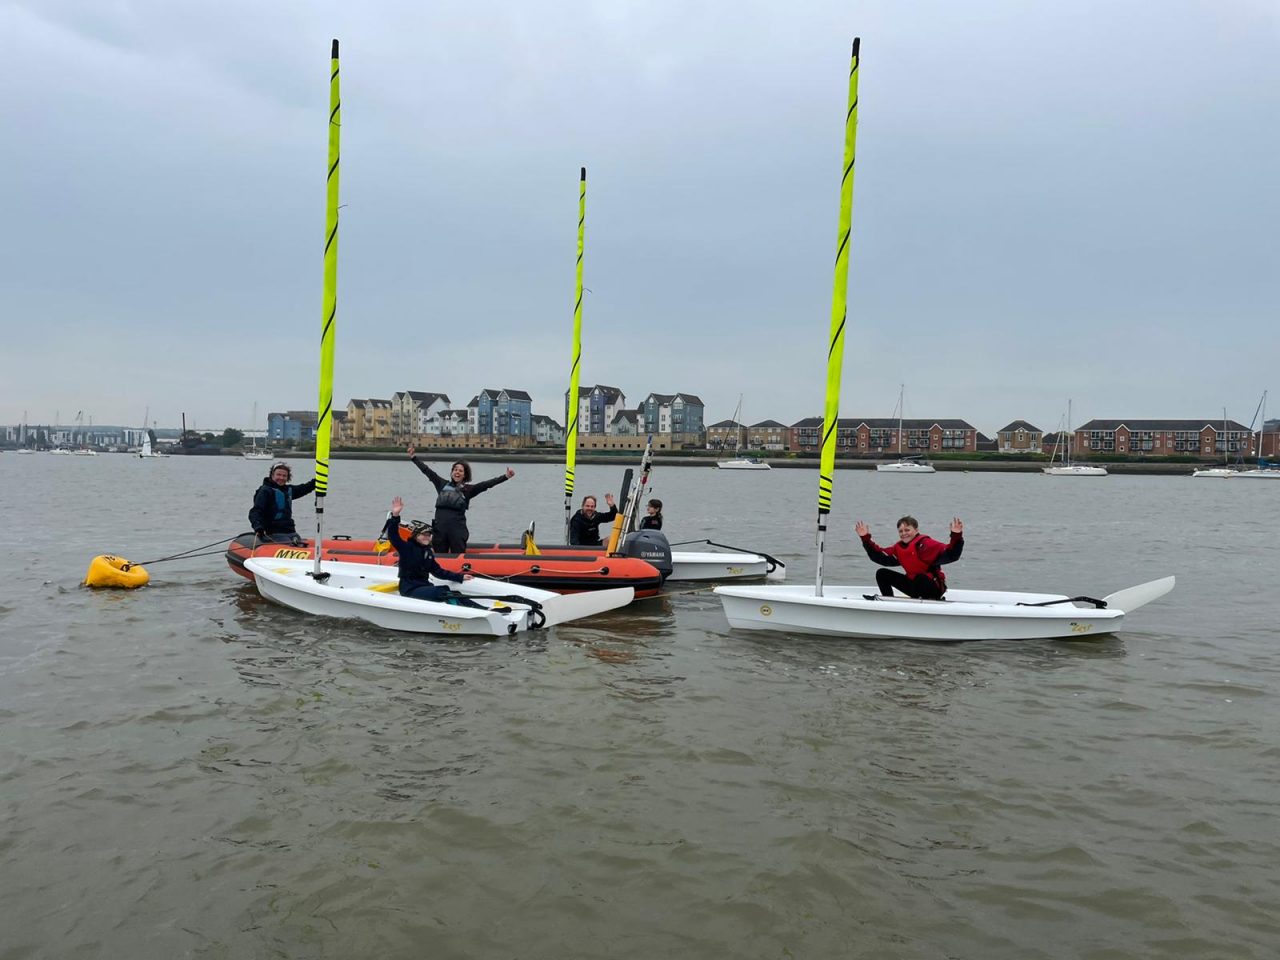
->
<box><xmin>313</xmin><ymin>38</ymin><xmax>341</xmax><ymax>579</ymax></box>
<box><xmin>815</xmin><ymin>38</ymin><xmax>860</xmax><ymax>597</ymax></box>
<box><xmin>564</xmin><ymin>167</ymin><xmax>586</xmax><ymax>540</ymax></box>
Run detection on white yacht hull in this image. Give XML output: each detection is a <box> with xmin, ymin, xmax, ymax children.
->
<box><xmin>876</xmin><ymin>461</ymin><xmax>936</xmax><ymax>473</ymax></box>
<box><xmin>1042</xmin><ymin>465</ymin><xmax>1108</xmax><ymax>476</ymax></box>
<box><xmin>714</xmin><ymin>578</ymin><xmax>1174</xmax><ymax>641</ymax></box>
<box><xmin>716</xmin><ymin>459</ymin><xmax>771</xmax><ymax>470</ymax></box>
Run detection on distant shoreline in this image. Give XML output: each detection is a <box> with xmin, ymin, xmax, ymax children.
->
<box><xmin>299</xmin><ymin>451</ymin><xmax>1198</xmax><ymax>476</ymax></box>
<box><xmin>3</xmin><ymin>447</ymin><xmax>1208</xmax><ymax>476</ymax></box>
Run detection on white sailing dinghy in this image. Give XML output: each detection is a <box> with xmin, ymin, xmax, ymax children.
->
<box><xmin>718</xmin><ymin>578</ymin><xmax>1175</xmax><ymax>641</ymax></box>
<box><xmin>247</xmin><ymin>557</ymin><xmax>632</xmax><ymax>636</ymax></box>
<box><xmin>615</xmin><ymin>439</ymin><xmax>785</xmax><ymax>582</ymax></box>
<box><xmin>138</xmin><ymin>434</ymin><xmax>169</xmax><ymax>458</ymax></box>
<box><xmin>556</xmin><ymin>171</ymin><xmax>783</xmax><ymax>584</ymax></box>
<box><xmin>244</xmin><ymin>43</ymin><xmax>633</xmax><ymax>635</ymax></box>
<box><xmin>714</xmin><ymin>40</ymin><xmax>1173</xmax><ymax>641</ymax></box>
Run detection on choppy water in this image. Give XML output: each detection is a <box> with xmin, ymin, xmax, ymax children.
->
<box><xmin>2</xmin><ymin>454</ymin><xmax>1278</xmax><ymax>958</ymax></box>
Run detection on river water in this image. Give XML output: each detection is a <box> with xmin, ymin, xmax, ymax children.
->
<box><xmin>2</xmin><ymin>454</ymin><xmax>1277</xmax><ymax>959</ymax></box>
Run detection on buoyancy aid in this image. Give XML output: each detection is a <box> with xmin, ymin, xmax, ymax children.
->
<box><xmin>271</xmin><ymin>486</ymin><xmax>292</xmax><ymax>522</ymax></box>
<box><xmin>891</xmin><ymin>536</ymin><xmax>946</xmax><ymax>587</ymax></box>
<box><xmin>435</xmin><ymin>483</ymin><xmax>469</xmax><ymax>513</ymax></box>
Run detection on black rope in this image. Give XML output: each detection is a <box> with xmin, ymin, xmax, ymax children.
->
<box><xmin>132</xmin><ymin>536</ymin><xmax>236</xmax><ymax>567</ymax></box>
<box><xmin>1017</xmin><ymin>596</ymin><xmax>1108</xmax><ymax>609</ymax></box>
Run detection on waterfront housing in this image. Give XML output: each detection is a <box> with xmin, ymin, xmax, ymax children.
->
<box><xmin>1073</xmin><ymin>419</ymin><xmax>1256</xmax><ymax>457</ymax></box>
<box><xmin>11</xmin><ymin>401</ymin><xmax>1275</xmax><ymax>461</ymax></box>
<box><xmin>997</xmin><ymin>421</ymin><xmax>1043</xmax><ymax>453</ymax></box>
<box><xmin>789</xmin><ymin>418</ymin><xmax>979</xmax><ymax>455</ymax></box>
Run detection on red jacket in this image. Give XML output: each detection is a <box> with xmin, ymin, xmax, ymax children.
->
<box><xmin>860</xmin><ymin>531</ymin><xmax>964</xmax><ymax>589</ymax></box>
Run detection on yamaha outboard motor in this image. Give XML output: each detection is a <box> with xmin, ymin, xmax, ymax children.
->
<box><xmin>621</xmin><ymin>530</ymin><xmax>673</xmax><ymax>581</ymax></box>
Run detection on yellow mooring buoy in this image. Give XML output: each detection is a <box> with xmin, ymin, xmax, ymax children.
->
<box><xmin>84</xmin><ymin>555</ymin><xmax>150</xmax><ymax>589</ymax></box>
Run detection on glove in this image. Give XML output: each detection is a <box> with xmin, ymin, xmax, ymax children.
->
<box><xmin>255</xmin><ymin>529</ymin><xmax>270</xmax><ymax>540</ymax></box>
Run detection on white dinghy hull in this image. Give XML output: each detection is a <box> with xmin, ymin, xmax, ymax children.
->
<box><xmin>246</xmin><ymin>558</ymin><xmax>633</xmax><ymax>636</ymax></box>
<box><xmin>715</xmin><ymin>577</ymin><xmax>1174</xmax><ymax>642</ymax></box>
<box><xmin>669</xmin><ymin>550</ymin><xmax>786</xmax><ymax>582</ymax></box>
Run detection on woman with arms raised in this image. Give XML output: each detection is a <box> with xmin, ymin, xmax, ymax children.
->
<box><xmin>405</xmin><ymin>446</ymin><xmax>515</xmax><ymax>553</ymax></box>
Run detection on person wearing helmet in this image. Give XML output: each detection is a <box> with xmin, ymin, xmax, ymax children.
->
<box><xmin>405</xmin><ymin>446</ymin><xmax>515</xmax><ymax>553</ymax></box>
<box><xmin>384</xmin><ymin>496</ymin><xmax>482</xmax><ymax>605</ymax></box>
<box><xmin>249</xmin><ymin>461</ymin><xmax>317</xmax><ymax>542</ymax></box>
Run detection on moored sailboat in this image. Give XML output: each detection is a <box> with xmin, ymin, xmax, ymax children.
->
<box><xmin>1238</xmin><ymin>391</ymin><xmax>1280</xmax><ymax>479</ymax></box>
<box><xmin>716</xmin><ymin>396</ymin><xmax>771</xmax><ymax>470</ymax></box>
<box><xmin>1191</xmin><ymin>407</ymin><xmax>1239</xmax><ymax>477</ymax></box>
<box><xmin>876</xmin><ymin>384</ymin><xmax>935</xmax><ymax>473</ymax></box>
<box><xmin>1042</xmin><ymin>400</ymin><xmax>1106</xmax><ymax>476</ymax></box>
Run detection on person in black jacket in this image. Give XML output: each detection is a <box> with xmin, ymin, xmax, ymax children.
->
<box><xmin>384</xmin><ymin>496</ymin><xmax>481</xmax><ymax>605</ymax></box>
<box><xmin>639</xmin><ymin>498</ymin><xmax>663</xmax><ymax>531</ymax></box>
<box><xmin>406</xmin><ymin>446</ymin><xmax>514</xmax><ymax>553</ymax></box>
<box><xmin>249</xmin><ymin>462</ymin><xmax>317</xmax><ymax>542</ymax></box>
<box><xmin>568</xmin><ymin>493</ymin><xmax>618</xmax><ymax>546</ymax></box>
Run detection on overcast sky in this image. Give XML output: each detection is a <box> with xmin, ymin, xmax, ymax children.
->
<box><xmin>3</xmin><ymin>0</ymin><xmax>1278</xmax><ymax>435</ymax></box>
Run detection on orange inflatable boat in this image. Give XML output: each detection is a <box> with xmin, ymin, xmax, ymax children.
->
<box><xmin>226</xmin><ymin>532</ymin><xmax>665</xmax><ymax>598</ymax></box>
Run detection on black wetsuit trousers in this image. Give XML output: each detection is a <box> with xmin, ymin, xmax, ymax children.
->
<box><xmin>400</xmin><ymin>582</ymin><xmax>486</xmax><ymax>609</ymax></box>
<box><xmin>876</xmin><ymin>569</ymin><xmax>944</xmax><ymax>600</ymax></box>
<box><xmin>432</xmin><ymin>517</ymin><xmax>469</xmax><ymax>554</ymax></box>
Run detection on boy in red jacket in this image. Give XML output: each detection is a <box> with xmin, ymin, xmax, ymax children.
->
<box><xmin>855</xmin><ymin>515</ymin><xmax>964</xmax><ymax>600</ymax></box>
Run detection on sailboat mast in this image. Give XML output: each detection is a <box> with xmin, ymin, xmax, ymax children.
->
<box><xmin>1066</xmin><ymin>398</ymin><xmax>1073</xmax><ymax>467</ymax></box>
<box><xmin>815</xmin><ymin>38</ymin><xmax>861</xmax><ymax>597</ymax></box>
<box><xmin>1261</xmin><ymin>391</ymin><xmax>1269</xmax><ymax>464</ymax></box>
<box><xmin>564</xmin><ymin>167</ymin><xmax>586</xmax><ymax>541</ymax></box>
<box><xmin>312</xmin><ymin>39</ymin><xmax>341</xmax><ymax>579</ymax></box>
<box><xmin>897</xmin><ymin>383</ymin><xmax>903</xmax><ymax>455</ymax></box>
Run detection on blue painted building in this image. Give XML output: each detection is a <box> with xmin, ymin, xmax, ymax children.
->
<box><xmin>267</xmin><ymin>410</ymin><xmax>318</xmax><ymax>443</ymax></box>
<box><xmin>469</xmin><ymin>389</ymin><xmax>534</xmax><ymax>438</ymax></box>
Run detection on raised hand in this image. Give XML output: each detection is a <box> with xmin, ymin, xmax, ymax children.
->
<box><xmin>951</xmin><ymin>517</ymin><xmax>964</xmax><ymax>535</ymax></box>
<box><xmin>391</xmin><ymin>496</ymin><xmax>403</xmax><ymax>515</ymax></box>
<box><xmin>604</xmin><ymin>493</ymin><xmax>616</xmax><ymax>507</ymax></box>
<box><xmin>854</xmin><ymin>520</ymin><xmax>869</xmax><ymax>538</ymax></box>
<box><xmin>505</xmin><ymin>467</ymin><xmax>515</xmax><ymax>479</ymax></box>
<box><xmin>406</xmin><ymin>444</ymin><xmax>416</xmax><ymax>458</ymax></box>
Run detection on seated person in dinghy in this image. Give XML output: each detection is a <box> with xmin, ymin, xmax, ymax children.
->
<box><xmin>385</xmin><ymin>497</ymin><xmax>484</xmax><ymax>608</ymax></box>
<box><xmin>855</xmin><ymin>516</ymin><xmax>964</xmax><ymax>600</ymax></box>
<box><xmin>249</xmin><ymin>461</ymin><xmax>316</xmax><ymax>543</ymax></box>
